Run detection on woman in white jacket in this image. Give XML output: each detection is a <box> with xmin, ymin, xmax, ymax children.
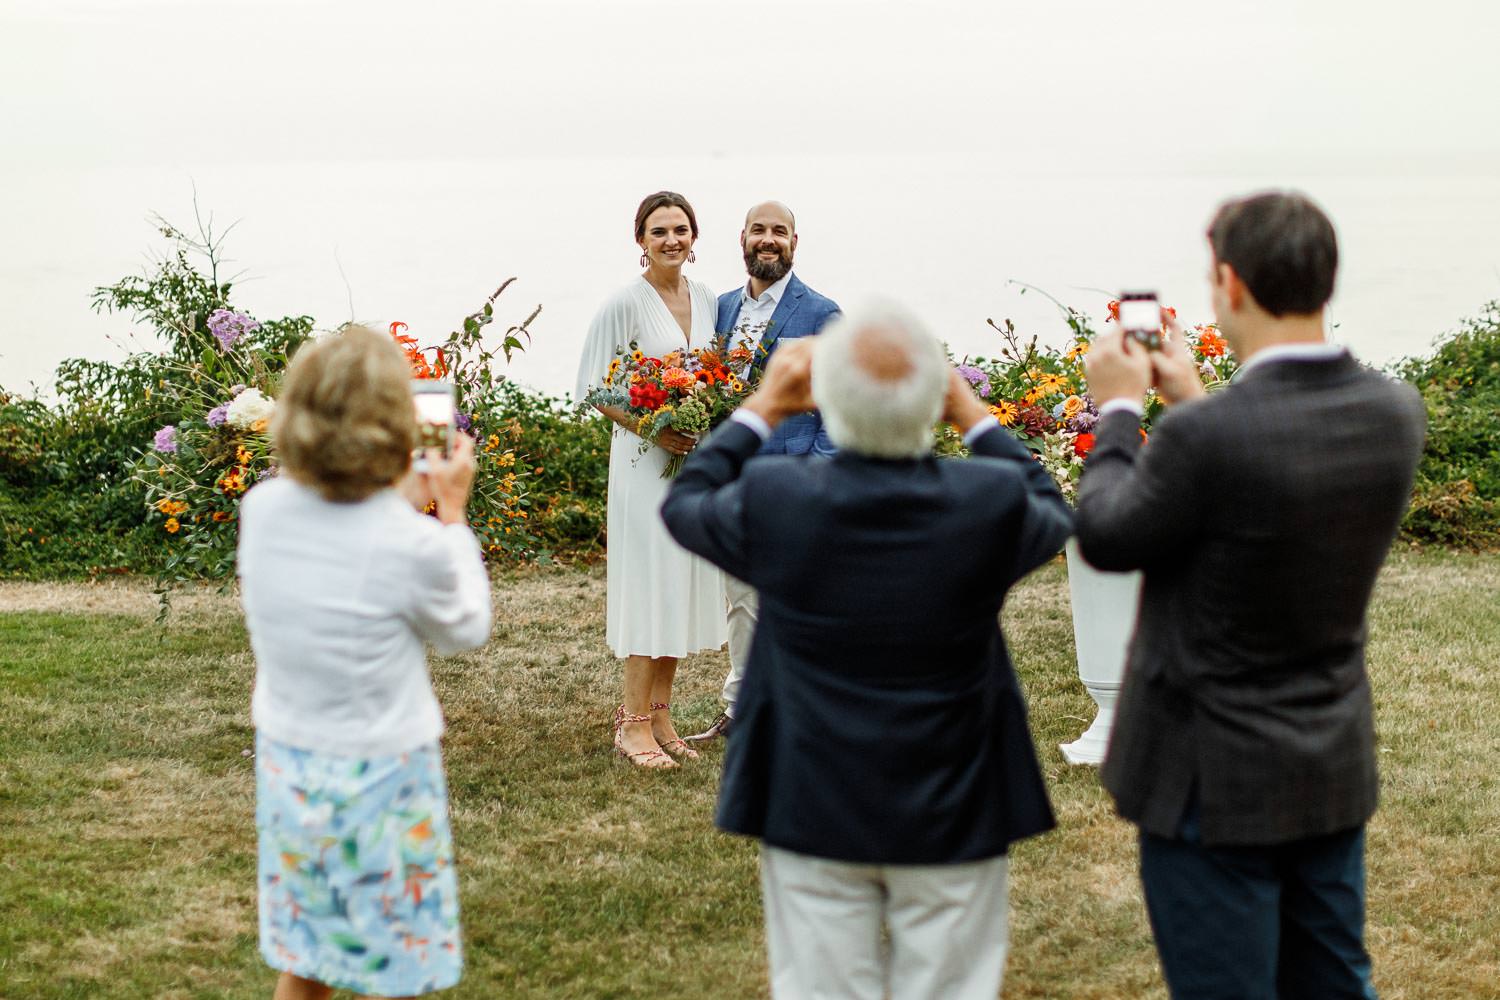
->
<box><xmin>237</xmin><ymin>325</ymin><xmax>491</xmax><ymax>1000</ymax></box>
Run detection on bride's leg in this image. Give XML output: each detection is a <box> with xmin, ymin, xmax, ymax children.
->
<box><xmin>649</xmin><ymin>657</ymin><xmax>697</xmax><ymax>758</ymax></box>
<box><xmin>618</xmin><ymin>654</ymin><xmax>675</xmax><ymax>767</ymax></box>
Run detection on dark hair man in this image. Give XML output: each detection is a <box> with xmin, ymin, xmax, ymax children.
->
<box><xmin>1076</xmin><ymin>191</ymin><xmax>1426</xmax><ymax>998</ymax></box>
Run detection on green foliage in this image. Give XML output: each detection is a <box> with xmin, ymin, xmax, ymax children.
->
<box><xmin>482</xmin><ymin>381</ymin><xmax>610</xmax><ymax>557</ymax></box>
<box><xmin>1396</xmin><ymin>300</ymin><xmax>1500</xmax><ymax>549</ymax></box>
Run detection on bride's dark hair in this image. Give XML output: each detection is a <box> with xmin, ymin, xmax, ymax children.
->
<box><xmin>634</xmin><ymin>191</ymin><xmax>699</xmax><ymax>241</ymax></box>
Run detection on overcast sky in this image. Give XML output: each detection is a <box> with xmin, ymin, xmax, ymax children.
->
<box><xmin>5</xmin><ymin>0</ymin><xmax>1499</xmax><ymax>170</ymax></box>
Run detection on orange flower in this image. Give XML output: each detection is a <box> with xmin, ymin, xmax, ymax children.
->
<box><xmin>1107</xmin><ymin>300</ymin><xmax>1120</xmax><ymax>321</ymax></box>
<box><xmin>235</xmin><ymin>445</ymin><xmax>253</xmax><ymax>466</ymax></box>
<box><xmin>1062</xmin><ymin>395</ymin><xmax>1086</xmax><ymax>419</ymax></box>
<box><xmin>249</xmin><ymin>418</ymin><xmax>269</xmax><ymax>434</ymax></box>
<box><xmin>989</xmin><ymin>401</ymin><xmax>1020</xmax><ymax>426</ymax></box>
<box><xmin>164</xmin><ymin>517</ymin><xmax>180</xmax><ymax>534</ymax></box>
<box><xmin>211</xmin><ymin>511</ymin><xmax>233</xmax><ymax>523</ymax></box>
<box><xmin>1196</xmin><ymin>327</ymin><xmax>1228</xmax><ymax>358</ymax></box>
<box><xmin>1064</xmin><ymin>341</ymin><xmax>1091</xmax><ymax>361</ymax></box>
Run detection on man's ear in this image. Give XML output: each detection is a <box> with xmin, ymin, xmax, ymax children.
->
<box><xmin>790</xmin><ymin>233</ymin><xmax>799</xmax><ymax>253</ymax></box>
<box><xmin>740</xmin><ymin>229</ymin><xmax>748</xmax><ymax>246</ymax></box>
<box><xmin>1219</xmin><ymin>262</ymin><xmax>1247</xmax><ymax>312</ymax></box>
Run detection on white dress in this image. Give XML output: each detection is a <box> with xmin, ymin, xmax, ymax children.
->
<box><xmin>575</xmin><ymin>276</ymin><xmax>728</xmax><ymax>658</ymax></box>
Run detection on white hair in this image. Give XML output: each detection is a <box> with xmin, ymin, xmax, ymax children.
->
<box><xmin>811</xmin><ymin>300</ymin><xmax>948</xmax><ymax>459</ymax></box>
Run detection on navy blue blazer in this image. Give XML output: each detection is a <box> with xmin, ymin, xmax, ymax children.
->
<box><xmin>716</xmin><ymin>273</ymin><xmax>840</xmax><ymax>456</ymax></box>
<box><xmin>661</xmin><ymin>420</ymin><xmax>1072</xmax><ymax>864</ymax></box>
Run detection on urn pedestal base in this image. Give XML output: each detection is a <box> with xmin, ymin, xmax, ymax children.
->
<box><xmin>1059</xmin><ymin>540</ymin><xmax>1142</xmax><ymax>767</ymax></box>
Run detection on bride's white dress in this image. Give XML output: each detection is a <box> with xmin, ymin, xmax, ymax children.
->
<box><xmin>575</xmin><ymin>276</ymin><xmax>727</xmax><ymax>658</ymax></box>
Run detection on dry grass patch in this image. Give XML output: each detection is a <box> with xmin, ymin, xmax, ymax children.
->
<box><xmin>1</xmin><ymin>551</ymin><xmax>1496</xmax><ymax>998</ymax></box>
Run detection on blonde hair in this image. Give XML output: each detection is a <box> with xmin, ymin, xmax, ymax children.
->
<box><xmin>272</xmin><ymin>325</ymin><xmax>416</xmax><ymax>501</ymax></box>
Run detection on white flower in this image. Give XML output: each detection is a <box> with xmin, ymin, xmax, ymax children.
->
<box><xmin>226</xmin><ymin>387</ymin><xmax>275</xmax><ymax>429</ymax></box>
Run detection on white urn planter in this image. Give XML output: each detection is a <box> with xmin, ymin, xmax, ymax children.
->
<box><xmin>1059</xmin><ymin>539</ymin><xmax>1143</xmax><ymax>766</ymax></box>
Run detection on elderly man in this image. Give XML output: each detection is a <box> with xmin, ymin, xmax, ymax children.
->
<box><xmin>1077</xmin><ymin>191</ymin><xmax>1426</xmax><ymax>998</ymax></box>
<box><xmin>661</xmin><ymin>302</ymin><xmax>1071</xmax><ymax>1000</ymax></box>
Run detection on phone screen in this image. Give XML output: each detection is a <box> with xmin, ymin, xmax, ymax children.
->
<box><xmin>412</xmin><ymin>384</ymin><xmax>455</xmax><ymax>457</ymax></box>
<box><xmin>1117</xmin><ymin>296</ymin><xmax>1161</xmax><ymax>334</ymax></box>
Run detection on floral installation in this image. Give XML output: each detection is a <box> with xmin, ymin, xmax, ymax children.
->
<box><xmin>950</xmin><ymin>290</ymin><xmax>1239</xmax><ymax>501</ymax></box>
<box><xmin>580</xmin><ymin>326</ymin><xmax>762</xmax><ymax>478</ymax></box>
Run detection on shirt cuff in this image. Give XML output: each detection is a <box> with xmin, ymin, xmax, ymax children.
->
<box><xmin>962</xmin><ymin>415</ymin><xmax>1000</xmax><ymax>448</ymax></box>
<box><xmin>1098</xmin><ymin>398</ymin><xmax>1145</xmax><ymax>419</ymax></box>
<box><xmin>730</xmin><ymin>408</ymin><xmax>773</xmax><ymax>442</ymax></box>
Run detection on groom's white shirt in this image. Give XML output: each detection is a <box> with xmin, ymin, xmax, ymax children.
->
<box><xmin>737</xmin><ymin>270</ymin><xmax>795</xmax><ymax>333</ymax></box>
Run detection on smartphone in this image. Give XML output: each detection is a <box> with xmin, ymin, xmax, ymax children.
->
<box><xmin>1118</xmin><ymin>291</ymin><xmax>1163</xmax><ymax>350</ymax></box>
<box><xmin>411</xmin><ymin>380</ymin><xmax>456</xmax><ymax>472</ymax></box>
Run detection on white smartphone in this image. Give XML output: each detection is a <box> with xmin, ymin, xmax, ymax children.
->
<box><xmin>1118</xmin><ymin>291</ymin><xmax>1163</xmax><ymax>350</ymax></box>
<box><xmin>411</xmin><ymin>380</ymin><xmax>456</xmax><ymax>473</ymax></box>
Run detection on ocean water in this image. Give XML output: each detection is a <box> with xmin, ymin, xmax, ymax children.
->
<box><xmin>3</xmin><ymin>154</ymin><xmax>1498</xmax><ymax>399</ymax></box>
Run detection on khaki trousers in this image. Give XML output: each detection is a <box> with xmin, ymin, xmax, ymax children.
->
<box><xmin>760</xmin><ymin>845</ymin><xmax>1010</xmax><ymax>1000</ymax></box>
<box><xmin>722</xmin><ymin>574</ymin><xmax>758</xmax><ymax>715</ymax></box>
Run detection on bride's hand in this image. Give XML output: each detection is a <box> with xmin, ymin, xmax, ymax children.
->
<box><xmin>656</xmin><ymin>427</ymin><xmax>698</xmax><ymax>456</ymax></box>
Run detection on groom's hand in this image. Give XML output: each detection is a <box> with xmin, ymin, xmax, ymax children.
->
<box><xmin>743</xmin><ymin>338</ymin><xmax>816</xmax><ymax>427</ymax></box>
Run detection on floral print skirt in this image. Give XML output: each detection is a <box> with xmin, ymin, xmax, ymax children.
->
<box><xmin>255</xmin><ymin>734</ymin><xmax>462</xmax><ymax>996</ymax></box>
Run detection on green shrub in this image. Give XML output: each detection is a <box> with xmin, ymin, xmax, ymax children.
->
<box><xmin>1396</xmin><ymin>300</ymin><xmax>1500</xmax><ymax>549</ymax></box>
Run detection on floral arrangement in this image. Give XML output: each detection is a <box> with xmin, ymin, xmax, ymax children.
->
<box><xmin>119</xmin><ymin>213</ymin><xmax>549</xmax><ymax>601</ymax></box>
<box><xmin>581</xmin><ymin>328</ymin><xmax>761</xmax><ymax>478</ymax></box>
<box><xmin>952</xmin><ymin>291</ymin><xmax>1239</xmax><ymax>501</ymax></box>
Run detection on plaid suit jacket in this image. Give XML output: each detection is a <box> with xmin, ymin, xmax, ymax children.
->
<box><xmin>1076</xmin><ymin>352</ymin><xmax>1426</xmax><ymax>846</ymax></box>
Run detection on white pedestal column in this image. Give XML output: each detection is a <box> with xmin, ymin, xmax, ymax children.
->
<box><xmin>1059</xmin><ymin>539</ymin><xmax>1143</xmax><ymax>766</ymax></box>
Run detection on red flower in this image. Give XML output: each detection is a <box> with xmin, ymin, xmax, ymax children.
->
<box><xmin>1074</xmin><ymin>433</ymin><xmax>1096</xmax><ymax>458</ymax></box>
<box><xmin>1196</xmin><ymin>328</ymin><xmax>1228</xmax><ymax>358</ymax></box>
<box><xmin>629</xmin><ymin>382</ymin><xmax>669</xmax><ymax>410</ymax></box>
<box><xmin>1106</xmin><ymin>300</ymin><xmax>1120</xmax><ymax>321</ymax></box>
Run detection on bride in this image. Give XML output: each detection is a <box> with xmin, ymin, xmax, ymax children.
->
<box><xmin>575</xmin><ymin>190</ymin><xmax>727</xmax><ymax>769</ymax></box>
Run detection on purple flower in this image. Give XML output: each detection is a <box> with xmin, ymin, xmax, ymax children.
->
<box><xmin>207</xmin><ymin>309</ymin><xmax>260</xmax><ymax>351</ymax></box>
<box><xmin>153</xmin><ymin>425</ymin><xmax>178</xmax><ymax>453</ymax></box>
<box><xmin>206</xmin><ymin>403</ymin><xmax>229</xmax><ymax>428</ymax></box>
<box><xmin>956</xmin><ymin>364</ymin><xmax>991</xmax><ymax>399</ymax></box>
<box><xmin>455</xmin><ymin>412</ymin><xmax>473</xmax><ymax>432</ymax></box>
<box><xmin>1064</xmin><ymin>395</ymin><xmax>1100</xmax><ymax>434</ymax></box>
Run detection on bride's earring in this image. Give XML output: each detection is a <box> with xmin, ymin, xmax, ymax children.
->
<box><xmin>639</xmin><ymin>251</ymin><xmax>647</xmax><ymax>267</ymax></box>
<box><xmin>688</xmin><ymin>250</ymin><xmax>696</xmax><ymax>263</ymax></box>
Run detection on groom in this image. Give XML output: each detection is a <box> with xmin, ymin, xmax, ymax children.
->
<box><xmin>686</xmin><ymin>201</ymin><xmax>841</xmax><ymax>744</ymax></box>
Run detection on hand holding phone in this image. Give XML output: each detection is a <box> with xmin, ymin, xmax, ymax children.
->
<box><xmin>1117</xmin><ymin>292</ymin><xmax>1163</xmax><ymax>351</ymax></box>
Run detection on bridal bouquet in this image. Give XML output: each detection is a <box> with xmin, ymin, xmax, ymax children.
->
<box><xmin>582</xmin><ymin>330</ymin><xmax>761</xmax><ymax>478</ymax></box>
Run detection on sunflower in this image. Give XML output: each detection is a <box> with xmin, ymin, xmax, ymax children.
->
<box><xmin>989</xmin><ymin>401</ymin><xmax>1020</xmax><ymax>426</ymax></box>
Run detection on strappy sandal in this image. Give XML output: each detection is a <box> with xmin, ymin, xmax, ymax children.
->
<box><xmin>650</xmin><ymin>701</ymin><xmax>700</xmax><ymax>760</ymax></box>
<box><xmin>613</xmin><ymin>706</ymin><xmax>678</xmax><ymax>769</ymax></box>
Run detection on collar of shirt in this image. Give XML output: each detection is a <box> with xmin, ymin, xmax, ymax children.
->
<box><xmin>1236</xmin><ymin>341</ymin><xmax>1347</xmax><ymax>376</ymax></box>
<box><xmin>740</xmin><ymin>269</ymin><xmax>795</xmax><ymax>311</ymax></box>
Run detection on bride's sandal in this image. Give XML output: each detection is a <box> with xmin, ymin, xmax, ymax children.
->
<box><xmin>650</xmin><ymin>701</ymin><xmax>700</xmax><ymax>760</ymax></box>
<box><xmin>613</xmin><ymin>707</ymin><xmax>678</xmax><ymax>769</ymax></box>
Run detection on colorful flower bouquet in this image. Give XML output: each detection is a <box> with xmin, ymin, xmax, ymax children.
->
<box><xmin>951</xmin><ymin>291</ymin><xmax>1239</xmax><ymax>501</ymax></box>
<box><xmin>581</xmin><ymin>330</ymin><xmax>760</xmax><ymax>478</ymax></box>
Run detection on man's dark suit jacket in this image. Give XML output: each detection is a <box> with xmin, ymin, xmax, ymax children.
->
<box><xmin>1076</xmin><ymin>352</ymin><xmax>1426</xmax><ymax>847</ymax></box>
<box><xmin>716</xmin><ymin>274</ymin><xmax>840</xmax><ymax>457</ymax></box>
<box><xmin>661</xmin><ymin>420</ymin><xmax>1072</xmax><ymax>864</ymax></box>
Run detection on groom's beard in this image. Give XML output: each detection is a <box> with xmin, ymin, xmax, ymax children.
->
<box><xmin>744</xmin><ymin>244</ymin><xmax>793</xmax><ymax>283</ymax></box>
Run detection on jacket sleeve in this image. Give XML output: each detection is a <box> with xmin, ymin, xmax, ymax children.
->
<box><xmin>407</xmin><ymin>521</ymin><xmax>495</xmax><ymax>656</ymax></box>
<box><xmin>969</xmin><ymin>423</ymin><xmax>1073</xmax><ymax>580</ymax></box>
<box><xmin>1075</xmin><ymin>406</ymin><xmax>1204</xmax><ymax>572</ymax></box>
<box><xmin>659</xmin><ymin>419</ymin><xmax>762</xmax><ymax>582</ymax></box>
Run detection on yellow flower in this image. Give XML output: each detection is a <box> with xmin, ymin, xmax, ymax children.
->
<box><xmin>249</xmin><ymin>418</ymin><xmax>269</xmax><ymax>433</ymax></box>
<box><xmin>485</xmin><ymin>434</ymin><xmax>500</xmax><ymax>452</ymax></box>
<box><xmin>1062</xmin><ymin>395</ymin><xmax>1085</xmax><ymax>419</ymax></box>
<box><xmin>1064</xmin><ymin>341</ymin><xmax>1091</xmax><ymax>361</ymax></box>
<box><xmin>1034</xmin><ymin>372</ymin><xmax>1069</xmax><ymax>395</ymax></box>
<box><xmin>164</xmin><ymin>517</ymin><xmax>180</xmax><ymax>534</ymax></box>
<box><xmin>989</xmin><ymin>401</ymin><xmax>1020</xmax><ymax>427</ymax></box>
<box><xmin>1021</xmin><ymin>387</ymin><xmax>1043</xmax><ymax>406</ymax></box>
<box><xmin>235</xmin><ymin>445</ymin><xmax>253</xmax><ymax>466</ymax></box>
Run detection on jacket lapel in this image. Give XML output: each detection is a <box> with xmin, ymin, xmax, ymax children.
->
<box><xmin>762</xmin><ymin>274</ymin><xmax>806</xmax><ymax>355</ymax></box>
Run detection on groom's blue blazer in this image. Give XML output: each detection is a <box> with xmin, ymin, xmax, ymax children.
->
<box><xmin>717</xmin><ymin>273</ymin><xmax>840</xmax><ymax>457</ymax></box>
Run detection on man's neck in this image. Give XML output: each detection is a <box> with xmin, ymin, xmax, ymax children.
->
<box><xmin>1232</xmin><ymin>312</ymin><xmax>1327</xmax><ymax>366</ymax></box>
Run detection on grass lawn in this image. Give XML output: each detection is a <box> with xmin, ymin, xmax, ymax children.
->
<box><xmin>1</xmin><ymin>549</ymin><xmax>1496</xmax><ymax>999</ymax></box>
